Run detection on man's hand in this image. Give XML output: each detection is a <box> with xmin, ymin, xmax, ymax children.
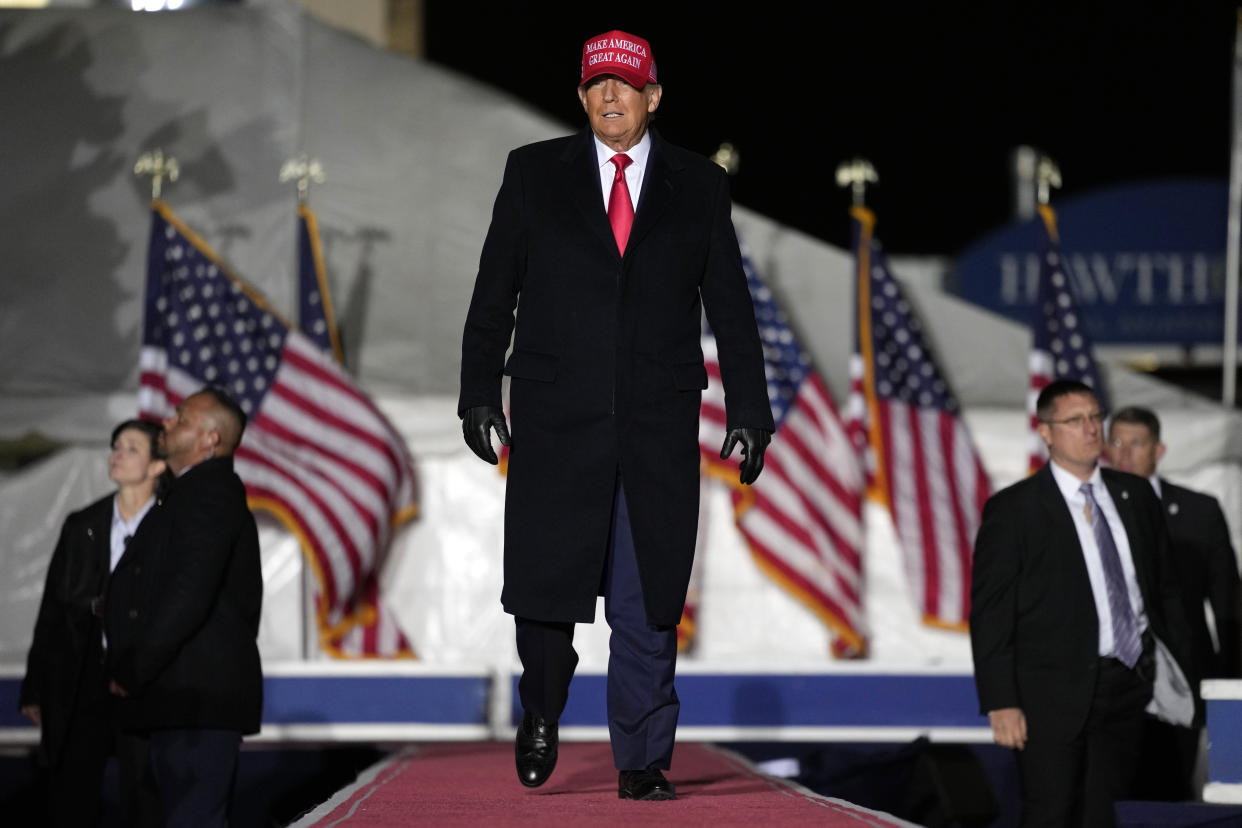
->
<box><xmin>20</xmin><ymin>704</ymin><xmax>41</xmax><ymax>726</ymax></box>
<box><xmin>720</xmin><ymin>427</ymin><xmax>772</xmax><ymax>486</ymax></box>
<box><xmin>988</xmin><ymin>707</ymin><xmax>1027</xmax><ymax>750</ymax></box>
<box><xmin>462</xmin><ymin>405</ymin><xmax>511</xmax><ymax>465</ymax></box>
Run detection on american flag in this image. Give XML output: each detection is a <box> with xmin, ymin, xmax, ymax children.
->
<box><xmin>700</xmin><ymin>247</ymin><xmax>867</xmax><ymax>657</ymax></box>
<box><xmin>294</xmin><ymin>202</ymin><xmax>414</xmax><ymax>657</ymax></box>
<box><xmin>846</xmin><ymin>206</ymin><xmax>990</xmax><ymax>631</ymax></box>
<box><xmin>138</xmin><ymin>201</ymin><xmax>418</xmax><ymax>658</ymax></box>
<box><xmin>1027</xmin><ymin>204</ymin><xmax>1109</xmax><ymax>473</ymax></box>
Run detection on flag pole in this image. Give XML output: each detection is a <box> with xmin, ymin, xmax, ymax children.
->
<box><xmin>837</xmin><ymin>158</ymin><xmax>889</xmax><ymax>505</ymax></box>
<box><xmin>134</xmin><ymin>149</ymin><xmax>179</xmax><ymax>201</ymax></box>
<box><xmin>1223</xmin><ymin>9</ymin><xmax>1242</xmax><ymax>407</ymax></box>
<box><xmin>280</xmin><ymin>153</ymin><xmax>327</xmax><ymax>660</ymax></box>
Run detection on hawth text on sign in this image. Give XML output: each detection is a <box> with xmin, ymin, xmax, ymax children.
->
<box><xmin>950</xmin><ymin>179</ymin><xmax>1228</xmax><ymax>345</ymax></box>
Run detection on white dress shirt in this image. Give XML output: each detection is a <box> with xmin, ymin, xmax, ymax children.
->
<box><xmin>1048</xmin><ymin>460</ymin><xmax>1149</xmax><ymax>657</ymax></box>
<box><xmin>110</xmin><ymin>494</ymin><xmax>156</xmax><ymax>573</ymax></box>
<box><xmin>592</xmin><ymin>130</ymin><xmax>651</xmax><ymax>212</ymax></box>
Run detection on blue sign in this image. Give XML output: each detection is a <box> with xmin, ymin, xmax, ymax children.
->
<box><xmin>949</xmin><ymin>179</ymin><xmax>1228</xmax><ymax>345</ymax></box>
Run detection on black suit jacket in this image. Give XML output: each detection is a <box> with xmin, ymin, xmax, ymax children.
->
<box><xmin>459</xmin><ymin>128</ymin><xmax>773</xmax><ymax>626</ymax></box>
<box><xmin>1161</xmin><ymin>479</ymin><xmax>1241</xmax><ymax>679</ymax></box>
<box><xmin>970</xmin><ymin>465</ymin><xmax>1195</xmax><ymax>739</ymax></box>
<box><xmin>105</xmin><ymin>456</ymin><xmax>263</xmax><ymax>734</ymax></box>
<box><xmin>20</xmin><ymin>494</ymin><xmax>112</xmax><ymax>765</ymax></box>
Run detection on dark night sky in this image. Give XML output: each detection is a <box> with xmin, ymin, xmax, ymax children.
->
<box><xmin>425</xmin><ymin>2</ymin><xmax>1235</xmax><ymax>256</ymax></box>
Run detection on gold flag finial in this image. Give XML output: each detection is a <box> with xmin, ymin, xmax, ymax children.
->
<box><xmin>134</xmin><ymin>149</ymin><xmax>180</xmax><ymax>200</ymax></box>
<box><xmin>280</xmin><ymin>154</ymin><xmax>326</xmax><ymax>204</ymax></box>
<box><xmin>835</xmin><ymin>158</ymin><xmax>878</xmax><ymax>207</ymax></box>
<box><xmin>1036</xmin><ymin>155</ymin><xmax>1062</xmax><ymax>206</ymax></box>
<box><xmin>711</xmin><ymin>142</ymin><xmax>740</xmax><ymax>175</ymax></box>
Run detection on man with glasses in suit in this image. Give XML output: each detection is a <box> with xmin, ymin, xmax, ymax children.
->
<box><xmin>971</xmin><ymin>379</ymin><xmax>1195</xmax><ymax>826</ymax></box>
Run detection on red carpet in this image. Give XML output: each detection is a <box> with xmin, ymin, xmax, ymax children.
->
<box><xmin>292</xmin><ymin>742</ymin><xmax>915</xmax><ymax>826</ymax></box>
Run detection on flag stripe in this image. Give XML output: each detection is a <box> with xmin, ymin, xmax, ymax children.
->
<box><xmin>749</xmin><ymin>467</ymin><xmax>862</xmax><ymax>597</ymax></box>
<box><xmin>235</xmin><ymin>469</ymin><xmax>343</xmax><ymax>609</ymax></box>
<box><xmin>280</xmin><ymin>344</ymin><xmax>408</xmax><ymax>482</ymax></box>
<box><xmin>251</xmin><ymin>399</ymin><xmax>391</xmax><ymax>521</ymax></box>
<box><xmin>849</xmin><ymin>206</ymin><xmax>990</xmax><ymax>630</ymax></box>
<box><xmin>939</xmin><ymin>415</ymin><xmax>970</xmax><ymax>623</ymax></box>
<box><xmin>239</xmin><ymin>432</ymin><xmax>375</xmax><ymax>563</ymax></box>
<box><xmin>235</xmin><ymin>448</ymin><xmax>364</xmax><ymax>588</ymax></box>
<box><xmin>700</xmin><ymin>247</ymin><xmax>867</xmax><ymax>656</ymax></box>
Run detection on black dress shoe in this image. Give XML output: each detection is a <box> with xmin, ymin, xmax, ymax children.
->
<box><xmin>618</xmin><ymin>768</ymin><xmax>677</xmax><ymax>801</ymax></box>
<box><xmin>514</xmin><ymin>711</ymin><xmax>558</xmax><ymax>788</ymax></box>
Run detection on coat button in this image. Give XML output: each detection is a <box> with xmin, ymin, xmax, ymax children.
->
<box><xmin>128</xmin><ymin>609</ymin><xmax>138</xmax><ymax>620</ymax></box>
<box><xmin>134</xmin><ymin>566</ymin><xmax>141</xmax><ymax>575</ymax></box>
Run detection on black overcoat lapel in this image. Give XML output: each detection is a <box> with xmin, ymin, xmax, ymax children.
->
<box><xmin>562</xmin><ymin>130</ymin><xmax>620</xmax><ymax>258</ymax></box>
<box><xmin>89</xmin><ymin>501</ymin><xmax>111</xmax><ymax>591</ymax></box>
<box><xmin>625</xmin><ymin>134</ymin><xmax>677</xmax><ymax>255</ymax></box>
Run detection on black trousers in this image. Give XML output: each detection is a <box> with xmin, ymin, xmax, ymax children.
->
<box><xmin>1018</xmin><ymin>654</ymin><xmax>1154</xmax><ymax>828</ymax></box>
<box><xmin>47</xmin><ymin>649</ymin><xmax>112</xmax><ymax>828</ymax></box>
<box><xmin>1131</xmin><ymin>716</ymin><xmax>1200</xmax><ymax>802</ymax></box>
<box><xmin>515</xmin><ymin>477</ymin><xmax>680</xmax><ymax>771</ymax></box>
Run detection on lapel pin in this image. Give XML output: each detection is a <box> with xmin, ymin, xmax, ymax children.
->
<box><xmin>86</xmin><ymin>528</ymin><xmax>94</xmax><ymax>539</ymax></box>
<box><xmin>1168</xmin><ymin>503</ymin><xmax>1179</xmax><ymax>516</ymax></box>
<box><xmin>1120</xmin><ymin>490</ymin><xmax>1129</xmax><ymax>500</ymax></box>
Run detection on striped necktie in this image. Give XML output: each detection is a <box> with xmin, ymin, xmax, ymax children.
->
<box><xmin>1080</xmin><ymin>482</ymin><xmax>1143</xmax><ymax>668</ymax></box>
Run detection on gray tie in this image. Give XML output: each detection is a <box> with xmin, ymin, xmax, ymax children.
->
<box><xmin>1080</xmin><ymin>482</ymin><xmax>1143</xmax><ymax>668</ymax></box>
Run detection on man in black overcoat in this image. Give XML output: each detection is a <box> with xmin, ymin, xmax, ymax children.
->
<box><xmin>459</xmin><ymin>29</ymin><xmax>773</xmax><ymax>801</ymax></box>
<box><xmin>970</xmin><ymin>379</ymin><xmax>1196</xmax><ymax>826</ymax></box>
<box><xmin>106</xmin><ymin>388</ymin><xmax>263</xmax><ymax>827</ymax></box>
<box><xmin>1107</xmin><ymin>404</ymin><xmax>1240</xmax><ymax>801</ymax></box>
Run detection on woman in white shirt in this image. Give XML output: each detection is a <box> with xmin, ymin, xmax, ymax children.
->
<box><xmin>19</xmin><ymin>419</ymin><xmax>168</xmax><ymax>827</ymax></box>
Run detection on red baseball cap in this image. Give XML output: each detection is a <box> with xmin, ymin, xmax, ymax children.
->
<box><xmin>579</xmin><ymin>30</ymin><xmax>658</xmax><ymax>89</ymax></box>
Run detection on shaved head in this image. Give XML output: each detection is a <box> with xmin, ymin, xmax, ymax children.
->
<box><xmin>161</xmin><ymin>387</ymin><xmax>247</xmax><ymax>473</ymax></box>
<box><xmin>195</xmin><ymin>387</ymin><xmax>247</xmax><ymax>455</ymax></box>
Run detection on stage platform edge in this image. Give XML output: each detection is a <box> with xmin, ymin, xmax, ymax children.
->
<box><xmin>1204</xmin><ymin>678</ymin><xmax>1242</xmax><ymax>803</ymax></box>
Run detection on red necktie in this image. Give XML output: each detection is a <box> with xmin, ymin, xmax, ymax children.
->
<box><xmin>608</xmin><ymin>153</ymin><xmax>634</xmax><ymax>255</ymax></box>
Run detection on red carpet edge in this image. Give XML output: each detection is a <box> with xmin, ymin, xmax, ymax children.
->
<box><xmin>289</xmin><ymin>742</ymin><xmax>918</xmax><ymax>827</ymax></box>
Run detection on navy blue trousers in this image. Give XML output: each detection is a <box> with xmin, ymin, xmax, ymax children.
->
<box><xmin>515</xmin><ymin>477</ymin><xmax>680</xmax><ymax>771</ymax></box>
<box><xmin>148</xmin><ymin>728</ymin><xmax>240</xmax><ymax>828</ymax></box>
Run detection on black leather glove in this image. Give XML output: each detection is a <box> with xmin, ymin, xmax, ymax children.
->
<box><xmin>462</xmin><ymin>405</ymin><xmax>511</xmax><ymax>465</ymax></box>
<box><xmin>720</xmin><ymin>427</ymin><xmax>772</xmax><ymax>486</ymax></box>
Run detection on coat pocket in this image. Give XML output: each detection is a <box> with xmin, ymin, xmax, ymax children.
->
<box><xmin>504</xmin><ymin>350</ymin><xmax>558</xmax><ymax>382</ymax></box>
<box><xmin>671</xmin><ymin>360</ymin><xmax>708</xmax><ymax>391</ymax></box>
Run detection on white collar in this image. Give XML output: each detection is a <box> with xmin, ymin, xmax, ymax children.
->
<box><xmin>1048</xmin><ymin>459</ymin><xmax>1102</xmax><ymax>501</ymax></box>
<box><xmin>112</xmin><ymin>493</ymin><xmax>156</xmax><ymax>530</ymax></box>
<box><xmin>592</xmin><ymin>130</ymin><xmax>651</xmax><ymax>170</ymax></box>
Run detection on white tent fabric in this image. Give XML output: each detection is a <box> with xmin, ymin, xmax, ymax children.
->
<box><xmin>1</xmin><ymin>2</ymin><xmax>1239</xmax><ymax>670</ymax></box>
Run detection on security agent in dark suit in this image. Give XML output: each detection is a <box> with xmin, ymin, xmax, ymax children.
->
<box><xmin>1107</xmin><ymin>404</ymin><xmax>1240</xmax><ymax>801</ymax></box>
<box><xmin>106</xmin><ymin>388</ymin><xmax>263</xmax><ymax>828</ymax></box>
<box><xmin>459</xmin><ymin>30</ymin><xmax>773</xmax><ymax>802</ymax></box>
<box><xmin>971</xmin><ymin>379</ymin><xmax>1195</xmax><ymax>827</ymax></box>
